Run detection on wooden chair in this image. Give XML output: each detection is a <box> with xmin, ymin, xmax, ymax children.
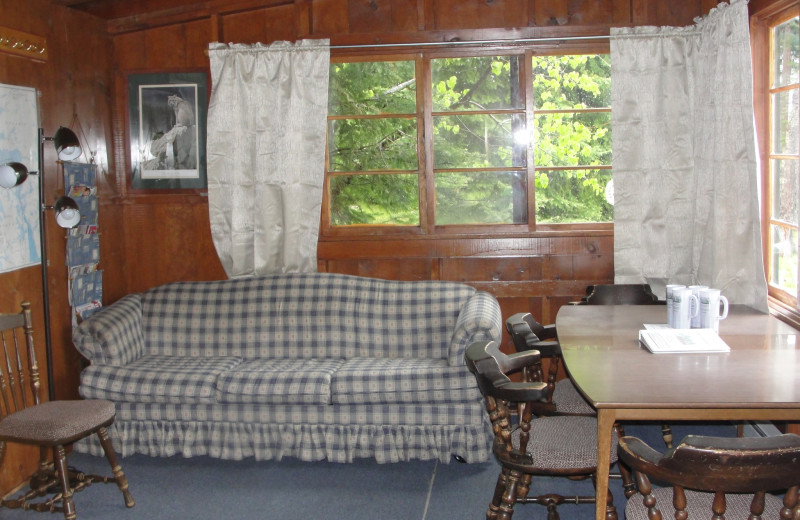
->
<box><xmin>577</xmin><ymin>284</ymin><xmax>662</xmax><ymax>305</ymax></box>
<box><xmin>464</xmin><ymin>339</ymin><xmax>618</xmax><ymax>520</ymax></box>
<box><xmin>505</xmin><ymin>312</ymin><xmax>594</xmax><ymax>416</ymax></box>
<box><xmin>618</xmin><ymin>433</ymin><xmax>800</xmax><ymax>520</ymax></box>
<box><xmin>0</xmin><ymin>302</ymin><xmax>134</xmax><ymax>520</ymax></box>
<box><xmin>506</xmin><ymin>312</ymin><xmax>639</xmax><ymax>497</ymax></box>
<box><xmin>571</xmin><ymin>284</ymin><xmax>675</xmax><ymax>449</ymax></box>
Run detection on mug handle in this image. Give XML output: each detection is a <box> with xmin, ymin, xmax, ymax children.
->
<box><xmin>718</xmin><ymin>295</ymin><xmax>729</xmax><ymax>320</ymax></box>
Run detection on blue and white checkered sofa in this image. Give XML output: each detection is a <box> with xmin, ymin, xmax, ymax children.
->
<box><xmin>72</xmin><ymin>272</ymin><xmax>502</xmax><ymax>463</ymax></box>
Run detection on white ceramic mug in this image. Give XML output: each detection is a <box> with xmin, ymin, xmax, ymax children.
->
<box><xmin>665</xmin><ymin>284</ymin><xmax>686</xmax><ymax>328</ymax></box>
<box><xmin>699</xmin><ymin>288</ymin><xmax>729</xmax><ymax>332</ymax></box>
<box><xmin>688</xmin><ymin>285</ymin><xmax>708</xmax><ymax>328</ymax></box>
<box><xmin>672</xmin><ymin>287</ymin><xmax>698</xmax><ymax>329</ymax></box>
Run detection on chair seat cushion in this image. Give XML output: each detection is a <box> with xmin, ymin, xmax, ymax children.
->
<box><xmin>552</xmin><ymin>379</ymin><xmax>595</xmax><ymax>416</ymax></box>
<box><xmin>80</xmin><ymin>355</ymin><xmax>243</xmax><ymax>403</ymax></box>
<box><xmin>625</xmin><ymin>487</ymin><xmax>785</xmax><ymax>520</ymax></box>
<box><xmin>216</xmin><ymin>359</ymin><xmax>344</xmax><ymax>405</ymax></box>
<box><xmin>330</xmin><ymin>357</ymin><xmax>481</xmax><ymax>405</ymax></box>
<box><xmin>507</xmin><ymin>415</ymin><xmax>618</xmax><ymax>471</ymax></box>
<box><xmin>0</xmin><ymin>400</ymin><xmax>115</xmax><ymax>445</ymax></box>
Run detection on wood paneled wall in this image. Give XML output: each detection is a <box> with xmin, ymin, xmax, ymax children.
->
<box><xmin>0</xmin><ymin>0</ymin><xmax>113</xmax><ymax>495</ymax></box>
<box><xmin>0</xmin><ymin>0</ymin><xmax>726</xmax><ymax>496</ymax></box>
<box><xmin>104</xmin><ymin>0</ymin><xmax>716</xmax><ymax>352</ymax></box>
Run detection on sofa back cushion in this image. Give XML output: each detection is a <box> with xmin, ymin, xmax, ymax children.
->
<box><xmin>141</xmin><ymin>273</ymin><xmax>476</xmax><ymax>360</ymax></box>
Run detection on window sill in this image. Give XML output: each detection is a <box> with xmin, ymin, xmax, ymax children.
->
<box><xmin>768</xmin><ymin>296</ymin><xmax>800</xmax><ymax>331</ymax></box>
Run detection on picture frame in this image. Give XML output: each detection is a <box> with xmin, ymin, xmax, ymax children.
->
<box><xmin>127</xmin><ymin>71</ymin><xmax>208</xmax><ymax>191</ymax></box>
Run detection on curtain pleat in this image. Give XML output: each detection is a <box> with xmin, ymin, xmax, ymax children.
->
<box><xmin>611</xmin><ymin>0</ymin><xmax>768</xmax><ymax>311</ymax></box>
<box><xmin>206</xmin><ymin>40</ymin><xmax>330</xmax><ymax>277</ymax></box>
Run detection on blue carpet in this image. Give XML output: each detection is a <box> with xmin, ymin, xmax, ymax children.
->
<box><xmin>1</xmin><ymin>422</ymin><xmax>737</xmax><ymax>519</ymax></box>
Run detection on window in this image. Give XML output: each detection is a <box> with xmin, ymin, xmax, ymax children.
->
<box><xmin>531</xmin><ymin>55</ymin><xmax>612</xmax><ymax>224</ymax></box>
<box><xmin>326</xmin><ymin>49</ymin><xmax>612</xmax><ymax>232</ymax></box>
<box><xmin>328</xmin><ymin>60</ymin><xmax>419</xmax><ymax>226</ymax></box>
<box><xmin>765</xmin><ymin>11</ymin><xmax>800</xmax><ymax>310</ymax></box>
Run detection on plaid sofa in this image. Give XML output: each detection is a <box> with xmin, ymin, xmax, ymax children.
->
<box><xmin>72</xmin><ymin>273</ymin><xmax>502</xmax><ymax>463</ymax></box>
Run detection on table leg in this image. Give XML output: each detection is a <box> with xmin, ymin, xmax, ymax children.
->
<box><xmin>595</xmin><ymin>409</ymin><xmax>616</xmax><ymax>520</ymax></box>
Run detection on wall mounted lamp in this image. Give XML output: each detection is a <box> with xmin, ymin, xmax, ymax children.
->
<box><xmin>0</xmin><ymin>127</ymin><xmax>83</xmax><ymax>401</ymax></box>
<box><xmin>0</xmin><ymin>162</ymin><xmax>82</xmax><ymax>229</ymax></box>
<box><xmin>0</xmin><ymin>161</ymin><xmax>29</xmax><ymax>188</ymax></box>
<box><xmin>49</xmin><ymin>126</ymin><xmax>82</xmax><ymax>162</ymax></box>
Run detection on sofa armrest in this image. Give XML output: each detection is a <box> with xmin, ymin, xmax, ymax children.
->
<box><xmin>447</xmin><ymin>291</ymin><xmax>503</xmax><ymax>366</ymax></box>
<box><xmin>72</xmin><ymin>293</ymin><xmax>145</xmax><ymax>366</ymax></box>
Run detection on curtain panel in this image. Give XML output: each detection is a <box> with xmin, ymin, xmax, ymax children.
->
<box><xmin>207</xmin><ymin>40</ymin><xmax>330</xmax><ymax>278</ymax></box>
<box><xmin>611</xmin><ymin>0</ymin><xmax>768</xmax><ymax>311</ymax></box>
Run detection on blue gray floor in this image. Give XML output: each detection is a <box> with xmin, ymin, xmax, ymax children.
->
<box><xmin>1</xmin><ymin>421</ymin><xmax>737</xmax><ymax>520</ymax></box>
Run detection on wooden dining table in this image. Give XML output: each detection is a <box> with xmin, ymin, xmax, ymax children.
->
<box><xmin>555</xmin><ymin>304</ymin><xmax>800</xmax><ymax>520</ymax></box>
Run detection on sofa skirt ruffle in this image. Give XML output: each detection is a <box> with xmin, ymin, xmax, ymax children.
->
<box><xmin>74</xmin><ymin>420</ymin><xmax>493</xmax><ymax>464</ymax></box>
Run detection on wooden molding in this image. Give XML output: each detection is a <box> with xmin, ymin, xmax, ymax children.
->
<box><xmin>0</xmin><ymin>26</ymin><xmax>48</xmax><ymax>62</ymax></box>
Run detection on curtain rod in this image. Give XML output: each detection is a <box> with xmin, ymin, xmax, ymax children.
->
<box><xmin>330</xmin><ymin>34</ymin><xmax>609</xmax><ymax>49</ymax></box>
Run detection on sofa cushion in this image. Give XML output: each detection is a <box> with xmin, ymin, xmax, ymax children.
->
<box><xmin>330</xmin><ymin>358</ymin><xmax>482</xmax><ymax>405</ymax></box>
<box><xmin>80</xmin><ymin>355</ymin><xmax>243</xmax><ymax>404</ymax></box>
<box><xmin>139</xmin><ymin>273</ymin><xmax>477</xmax><ymax>360</ymax></box>
<box><xmin>216</xmin><ymin>359</ymin><xmax>344</xmax><ymax>405</ymax></box>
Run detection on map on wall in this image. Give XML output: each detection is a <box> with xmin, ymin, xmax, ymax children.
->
<box><xmin>0</xmin><ymin>84</ymin><xmax>40</xmax><ymax>274</ymax></box>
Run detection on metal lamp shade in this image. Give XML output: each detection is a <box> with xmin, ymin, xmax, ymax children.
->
<box><xmin>53</xmin><ymin>127</ymin><xmax>81</xmax><ymax>161</ymax></box>
<box><xmin>0</xmin><ymin>162</ymin><xmax>30</xmax><ymax>189</ymax></box>
<box><xmin>53</xmin><ymin>196</ymin><xmax>81</xmax><ymax>228</ymax></box>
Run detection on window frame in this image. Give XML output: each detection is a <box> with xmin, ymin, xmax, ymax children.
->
<box><xmin>753</xmin><ymin>0</ymin><xmax>800</xmax><ymax>326</ymax></box>
<box><xmin>323</xmin><ymin>42</ymin><xmax>613</xmax><ymax>238</ymax></box>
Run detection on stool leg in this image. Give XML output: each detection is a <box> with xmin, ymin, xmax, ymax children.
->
<box><xmin>97</xmin><ymin>427</ymin><xmax>135</xmax><ymax>508</ymax></box>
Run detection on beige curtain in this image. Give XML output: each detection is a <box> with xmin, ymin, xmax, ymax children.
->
<box><xmin>207</xmin><ymin>40</ymin><xmax>330</xmax><ymax>277</ymax></box>
<box><xmin>611</xmin><ymin>0</ymin><xmax>768</xmax><ymax>311</ymax></box>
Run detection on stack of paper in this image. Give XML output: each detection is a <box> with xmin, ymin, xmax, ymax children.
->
<box><xmin>638</xmin><ymin>328</ymin><xmax>731</xmax><ymax>354</ymax></box>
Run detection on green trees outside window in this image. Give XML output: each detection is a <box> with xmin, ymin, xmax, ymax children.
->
<box><xmin>327</xmin><ymin>51</ymin><xmax>612</xmax><ymax>228</ymax></box>
<box><xmin>768</xmin><ymin>16</ymin><xmax>800</xmax><ymax>300</ymax></box>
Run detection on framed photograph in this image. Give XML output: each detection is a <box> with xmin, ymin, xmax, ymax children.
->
<box><xmin>128</xmin><ymin>71</ymin><xmax>208</xmax><ymax>190</ymax></box>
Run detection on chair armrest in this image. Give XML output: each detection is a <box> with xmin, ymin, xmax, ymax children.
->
<box><xmin>465</xmin><ymin>341</ymin><xmax>549</xmax><ymax>403</ymax></box>
<box><xmin>72</xmin><ymin>293</ymin><xmax>145</xmax><ymax>366</ymax></box>
<box><xmin>539</xmin><ymin>323</ymin><xmax>558</xmax><ymax>340</ymax></box>
<box><xmin>502</xmin><ymin>349</ymin><xmax>543</xmax><ymax>373</ymax></box>
<box><xmin>448</xmin><ymin>291</ymin><xmax>503</xmax><ymax>366</ymax></box>
<box><xmin>505</xmin><ymin>313</ymin><xmax>561</xmax><ymax>356</ymax></box>
<box><xmin>525</xmin><ymin>340</ymin><xmax>561</xmax><ymax>358</ymax></box>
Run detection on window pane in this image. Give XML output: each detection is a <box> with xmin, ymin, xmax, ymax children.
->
<box><xmin>328</xmin><ymin>118</ymin><xmax>418</xmax><ymax>171</ymax></box>
<box><xmin>431</xmin><ymin>56</ymin><xmax>522</xmax><ymax>111</ymax></box>
<box><xmin>433</xmin><ymin>114</ymin><xmax>526</xmax><ymax>169</ymax></box>
<box><xmin>534</xmin><ymin>112</ymin><xmax>611</xmax><ymax>167</ymax></box>
<box><xmin>532</xmin><ymin>55</ymin><xmax>611</xmax><ymax>110</ymax></box>
<box><xmin>773</xmin><ymin>17</ymin><xmax>800</xmax><ymax>89</ymax></box>
<box><xmin>435</xmin><ymin>171</ymin><xmax>527</xmax><ymax>225</ymax></box>
<box><xmin>771</xmin><ymin>225</ymin><xmax>798</xmax><ymax>292</ymax></box>
<box><xmin>772</xmin><ymin>158</ymin><xmax>799</xmax><ymax>225</ymax></box>
<box><xmin>330</xmin><ymin>174</ymin><xmax>419</xmax><ymax>225</ymax></box>
<box><xmin>535</xmin><ymin>169</ymin><xmax>613</xmax><ymax>223</ymax></box>
<box><xmin>329</xmin><ymin>61</ymin><xmax>416</xmax><ymax>115</ymax></box>
<box><xmin>772</xmin><ymin>89</ymin><xmax>799</xmax><ymax>155</ymax></box>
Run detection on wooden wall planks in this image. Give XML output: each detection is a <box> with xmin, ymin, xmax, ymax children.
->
<box><xmin>0</xmin><ymin>0</ymin><xmax>113</xmax><ymax>496</ymax></box>
<box><xmin>99</xmin><ymin>0</ymin><xmax>711</xmax><ymax>404</ymax></box>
